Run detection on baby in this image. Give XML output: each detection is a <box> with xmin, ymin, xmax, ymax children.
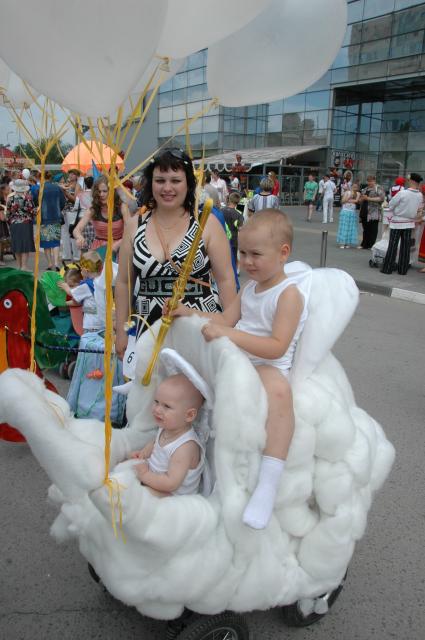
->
<box><xmin>170</xmin><ymin>209</ymin><xmax>307</xmax><ymax>528</ymax></box>
<box><xmin>129</xmin><ymin>373</ymin><xmax>205</xmax><ymax>497</ymax></box>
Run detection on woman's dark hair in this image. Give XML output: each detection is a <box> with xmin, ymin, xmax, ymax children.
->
<box><xmin>91</xmin><ymin>175</ymin><xmax>122</xmax><ymax>221</ymax></box>
<box><xmin>84</xmin><ymin>176</ymin><xmax>94</xmax><ymax>189</ymax></box>
<box><xmin>142</xmin><ymin>149</ymin><xmax>196</xmax><ymax>214</ymax></box>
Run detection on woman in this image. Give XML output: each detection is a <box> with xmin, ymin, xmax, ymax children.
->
<box><xmin>248</xmin><ymin>177</ymin><xmax>280</xmax><ymax>215</ymax></box>
<box><xmin>73</xmin><ymin>175</ymin><xmax>128</xmax><ymax>255</ymax></box>
<box><xmin>114</xmin><ymin>149</ymin><xmax>237</xmax><ymax>360</ymax></box>
<box><xmin>5</xmin><ymin>179</ymin><xmax>35</xmax><ymax>271</ymax></box>
<box><xmin>32</xmin><ymin>171</ymin><xmax>66</xmax><ymax>270</ymax></box>
<box><xmin>336</xmin><ymin>182</ymin><xmax>360</xmax><ymax>248</ymax></box>
<box><xmin>358</xmin><ymin>175</ymin><xmax>385</xmax><ymax>249</ymax></box>
<box><xmin>60</xmin><ymin>169</ymin><xmax>81</xmax><ymax>262</ymax></box>
<box><xmin>0</xmin><ymin>182</ymin><xmax>11</xmax><ymax>265</ymax></box>
<box><xmin>268</xmin><ymin>171</ymin><xmax>280</xmax><ymax>197</ymax></box>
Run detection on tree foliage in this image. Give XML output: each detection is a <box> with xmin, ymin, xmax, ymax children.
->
<box><xmin>13</xmin><ymin>138</ymin><xmax>73</xmax><ymax>164</ymax></box>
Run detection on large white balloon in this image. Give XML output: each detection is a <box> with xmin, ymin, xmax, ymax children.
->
<box><xmin>0</xmin><ymin>58</ymin><xmax>11</xmax><ymax>92</ymax></box>
<box><xmin>130</xmin><ymin>56</ymin><xmax>185</xmax><ymax>94</ymax></box>
<box><xmin>157</xmin><ymin>0</ymin><xmax>272</xmax><ymax>58</ymax></box>
<box><xmin>0</xmin><ymin>59</ymin><xmax>39</xmax><ymax>109</ymax></box>
<box><xmin>207</xmin><ymin>0</ymin><xmax>347</xmax><ymax>107</ymax></box>
<box><xmin>0</xmin><ymin>0</ymin><xmax>167</xmax><ymax>117</ymax></box>
<box><xmin>76</xmin><ymin>56</ymin><xmax>185</xmax><ymax>126</ymax></box>
<box><xmin>4</xmin><ymin>71</ymin><xmax>39</xmax><ymax>109</ymax></box>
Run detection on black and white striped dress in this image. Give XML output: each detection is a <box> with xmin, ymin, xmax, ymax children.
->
<box><xmin>133</xmin><ymin>211</ymin><xmax>220</xmax><ymax>339</ymax></box>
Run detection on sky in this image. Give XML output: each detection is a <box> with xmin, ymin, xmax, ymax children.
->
<box><xmin>0</xmin><ymin>101</ymin><xmax>76</xmax><ymax>151</ymax></box>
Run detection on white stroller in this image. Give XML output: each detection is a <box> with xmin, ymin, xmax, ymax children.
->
<box><xmin>369</xmin><ymin>208</ymin><xmax>413</xmax><ymax>270</ymax></box>
<box><xmin>0</xmin><ymin>263</ymin><xmax>394</xmax><ymax>639</ymax></box>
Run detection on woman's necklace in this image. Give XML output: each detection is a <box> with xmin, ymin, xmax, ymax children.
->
<box><xmin>154</xmin><ymin>210</ymin><xmax>188</xmax><ymax>231</ymax></box>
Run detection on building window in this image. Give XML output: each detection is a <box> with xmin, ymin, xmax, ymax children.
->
<box><xmin>268</xmin><ymin>115</ymin><xmax>282</xmax><ymax>132</ymax></box>
<box><xmin>159</xmin><ymin>91</ymin><xmax>173</xmax><ymax>108</ymax></box>
<box><xmin>347</xmin><ymin>0</ymin><xmax>364</xmax><ymax>24</ymax></box>
<box><xmin>332</xmin><ymin>45</ymin><xmax>360</xmax><ymax>68</ymax></box>
<box><xmin>360</xmin><ymin>38</ymin><xmax>390</xmax><ymax>64</ymax></box>
<box><xmin>407</xmin><ymin>131</ymin><xmax>425</xmax><ymax>150</ymax></box>
<box><xmin>283</xmin><ymin>94</ymin><xmax>306</xmax><ymax>112</ymax></box>
<box><xmin>159</xmin><ymin>107</ymin><xmax>172</xmax><ymax>122</ymax></box>
<box><xmin>361</xmin><ymin>14</ymin><xmax>392</xmax><ymax>41</ymax></box>
<box><xmin>363</xmin><ymin>0</ymin><xmax>395</xmax><ymax>20</ymax></box>
<box><xmin>390</xmin><ymin>31</ymin><xmax>424</xmax><ymax>58</ymax></box>
<box><xmin>393</xmin><ymin>4</ymin><xmax>425</xmax><ymax>35</ymax></box>
<box><xmin>305</xmin><ymin>91</ymin><xmax>330</xmax><ymax>110</ymax></box>
<box><xmin>382</xmin><ymin>111</ymin><xmax>410</xmax><ymax>132</ymax></box>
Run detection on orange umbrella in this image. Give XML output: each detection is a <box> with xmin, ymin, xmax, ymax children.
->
<box><xmin>61</xmin><ymin>141</ymin><xmax>124</xmax><ymax>173</ymax></box>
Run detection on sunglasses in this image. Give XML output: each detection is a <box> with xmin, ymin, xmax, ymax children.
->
<box><xmin>150</xmin><ymin>148</ymin><xmax>190</xmax><ymax>165</ymax></box>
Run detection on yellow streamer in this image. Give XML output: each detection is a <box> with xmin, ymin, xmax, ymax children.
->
<box><xmin>142</xmin><ymin>198</ymin><xmax>213</xmax><ymax>385</ymax></box>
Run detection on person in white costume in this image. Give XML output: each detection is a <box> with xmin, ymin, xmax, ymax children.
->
<box><xmin>127</xmin><ymin>373</ymin><xmax>205</xmax><ymax>496</ymax></box>
<box><xmin>170</xmin><ymin>209</ymin><xmax>307</xmax><ymax>529</ymax></box>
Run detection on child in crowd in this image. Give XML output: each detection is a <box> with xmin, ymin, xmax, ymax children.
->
<box><xmin>128</xmin><ymin>374</ymin><xmax>205</xmax><ymax>497</ymax></box>
<box><xmin>221</xmin><ymin>192</ymin><xmax>244</xmax><ymax>265</ymax></box>
<box><xmin>59</xmin><ymin>250</ymin><xmax>125</xmax><ymax>423</ymax></box>
<box><xmin>170</xmin><ymin>209</ymin><xmax>307</xmax><ymax>529</ymax></box>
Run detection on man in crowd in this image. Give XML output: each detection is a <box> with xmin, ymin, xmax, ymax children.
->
<box><xmin>381</xmin><ymin>173</ymin><xmax>423</xmax><ymax>275</ymax></box>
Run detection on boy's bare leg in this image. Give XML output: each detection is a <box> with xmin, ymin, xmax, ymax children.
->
<box><xmin>243</xmin><ymin>365</ymin><xmax>294</xmax><ymax>529</ymax></box>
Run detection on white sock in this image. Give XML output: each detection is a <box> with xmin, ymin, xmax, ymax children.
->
<box><xmin>242</xmin><ymin>456</ymin><xmax>285</xmax><ymax>530</ymax></box>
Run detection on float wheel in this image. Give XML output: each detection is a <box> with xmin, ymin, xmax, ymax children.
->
<box><xmin>174</xmin><ymin>612</ymin><xmax>250</xmax><ymax>640</ymax></box>
<box><xmin>281</xmin><ymin>572</ymin><xmax>346</xmax><ymax>627</ymax></box>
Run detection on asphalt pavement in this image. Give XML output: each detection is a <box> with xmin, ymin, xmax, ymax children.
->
<box><xmin>1</xmin><ymin>293</ymin><xmax>424</xmax><ymax>640</ymax></box>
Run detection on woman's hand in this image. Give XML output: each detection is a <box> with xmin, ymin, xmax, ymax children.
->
<box><xmin>115</xmin><ymin>331</ymin><xmax>129</xmax><ymax>360</ymax></box>
<box><xmin>162</xmin><ymin>299</ymin><xmax>193</xmax><ymax>318</ymax></box>
<box><xmin>75</xmin><ymin>235</ymin><xmax>85</xmax><ymax>249</ymax></box>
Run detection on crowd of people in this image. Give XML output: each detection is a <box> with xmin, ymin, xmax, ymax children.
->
<box><xmin>302</xmin><ymin>169</ymin><xmax>425</xmax><ymax>276</ymax></box>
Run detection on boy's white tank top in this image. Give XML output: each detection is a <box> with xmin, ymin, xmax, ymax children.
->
<box><xmin>235</xmin><ymin>278</ymin><xmax>308</xmax><ymax>374</ymax></box>
<box><xmin>148</xmin><ymin>427</ymin><xmax>204</xmax><ymax>495</ymax></box>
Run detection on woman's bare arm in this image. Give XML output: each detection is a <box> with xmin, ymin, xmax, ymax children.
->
<box><xmin>203</xmin><ymin>214</ymin><xmax>237</xmax><ymax>310</ymax></box>
<box><xmin>114</xmin><ymin>214</ymin><xmax>138</xmax><ymax>359</ymax></box>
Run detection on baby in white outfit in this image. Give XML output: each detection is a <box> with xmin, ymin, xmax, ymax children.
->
<box><xmin>128</xmin><ymin>373</ymin><xmax>205</xmax><ymax>497</ymax></box>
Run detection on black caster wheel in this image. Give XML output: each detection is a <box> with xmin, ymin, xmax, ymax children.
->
<box><xmin>87</xmin><ymin>562</ymin><xmax>101</xmax><ymax>583</ymax></box>
<box><xmin>67</xmin><ymin>359</ymin><xmax>76</xmax><ymax>380</ymax></box>
<box><xmin>174</xmin><ymin>612</ymin><xmax>250</xmax><ymax>640</ymax></box>
<box><xmin>281</xmin><ymin>572</ymin><xmax>346</xmax><ymax>628</ymax></box>
<box><xmin>58</xmin><ymin>362</ymin><xmax>69</xmax><ymax>379</ymax></box>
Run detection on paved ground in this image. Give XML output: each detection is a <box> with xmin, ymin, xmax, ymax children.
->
<box><xmin>1</xmin><ymin>293</ymin><xmax>424</xmax><ymax>639</ymax></box>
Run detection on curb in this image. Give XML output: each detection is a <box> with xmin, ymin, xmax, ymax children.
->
<box><xmin>356</xmin><ymin>280</ymin><xmax>425</xmax><ymax>305</ymax></box>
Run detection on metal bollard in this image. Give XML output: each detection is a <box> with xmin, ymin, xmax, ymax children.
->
<box><xmin>320</xmin><ymin>230</ymin><xmax>328</xmax><ymax>267</ymax></box>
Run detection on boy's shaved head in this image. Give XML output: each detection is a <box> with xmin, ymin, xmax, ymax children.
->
<box><xmin>240</xmin><ymin>209</ymin><xmax>293</xmax><ymax>248</ymax></box>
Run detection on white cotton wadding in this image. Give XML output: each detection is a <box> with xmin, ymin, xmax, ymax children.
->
<box><xmin>314</xmin><ymin>597</ymin><xmax>329</xmax><ymax>615</ymax></box>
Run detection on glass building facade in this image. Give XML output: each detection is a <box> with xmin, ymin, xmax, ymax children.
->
<box><xmin>155</xmin><ymin>0</ymin><xmax>425</xmax><ymax>192</ymax></box>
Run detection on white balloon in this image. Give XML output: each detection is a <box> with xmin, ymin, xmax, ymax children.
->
<box><xmin>207</xmin><ymin>0</ymin><xmax>347</xmax><ymax>107</ymax></box>
<box><xmin>0</xmin><ymin>0</ymin><xmax>168</xmax><ymax>117</ymax></box>
<box><xmin>75</xmin><ymin>56</ymin><xmax>185</xmax><ymax>126</ymax></box>
<box><xmin>4</xmin><ymin>71</ymin><xmax>39</xmax><ymax>109</ymax></box>
<box><xmin>131</xmin><ymin>56</ymin><xmax>185</xmax><ymax>94</ymax></box>
<box><xmin>0</xmin><ymin>58</ymin><xmax>11</xmax><ymax>91</ymax></box>
<box><xmin>157</xmin><ymin>0</ymin><xmax>272</xmax><ymax>58</ymax></box>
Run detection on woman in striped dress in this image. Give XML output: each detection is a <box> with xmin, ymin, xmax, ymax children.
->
<box><xmin>114</xmin><ymin>149</ymin><xmax>237</xmax><ymax>360</ymax></box>
<box><xmin>73</xmin><ymin>175</ymin><xmax>129</xmax><ymax>258</ymax></box>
